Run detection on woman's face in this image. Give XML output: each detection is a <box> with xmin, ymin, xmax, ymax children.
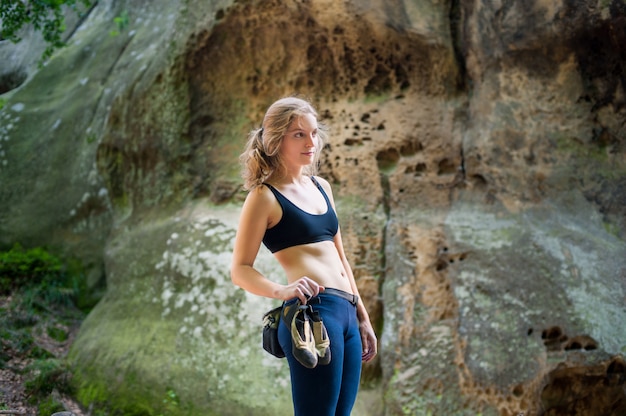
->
<box><xmin>279</xmin><ymin>113</ymin><xmax>319</xmax><ymax>171</ymax></box>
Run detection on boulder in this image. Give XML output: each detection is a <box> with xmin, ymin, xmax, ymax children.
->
<box><xmin>0</xmin><ymin>0</ymin><xmax>624</xmax><ymax>414</ymax></box>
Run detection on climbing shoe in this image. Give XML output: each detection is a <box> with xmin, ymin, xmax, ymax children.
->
<box><xmin>310</xmin><ymin>309</ymin><xmax>331</xmax><ymax>365</ymax></box>
<box><xmin>282</xmin><ymin>302</ymin><xmax>318</xmax><ymax>368</ymax></box>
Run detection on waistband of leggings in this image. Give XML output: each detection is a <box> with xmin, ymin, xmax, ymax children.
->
<box><xmin>283</xmin><ymin>288</ymin><xmax>359</xmax><ymax>307</ymax></box>
<box><xmin>317</xmin><ymin>288</ymin><xmax>358</xmax><ymax>306</ymax></box>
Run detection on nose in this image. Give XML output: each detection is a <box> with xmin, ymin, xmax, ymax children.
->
<box><xmin>305</xmin><ymin>133</ymin><xmax>315</xmax><ymax>147</ymax></box>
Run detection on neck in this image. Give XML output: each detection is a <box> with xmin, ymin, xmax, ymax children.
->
<box><xmin>270</xmin><ymin>168</ymin><xmax>307</xmax><ymax>185</ymax></box>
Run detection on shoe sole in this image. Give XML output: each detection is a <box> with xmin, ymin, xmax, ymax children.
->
<box><xmin>310</xmin><ymin>310</ymin><xmax>331</xmax><ymax>365</ymax></box>
<box><xmin>283</xmin><ymin>303</ymin><xmax>318</xmax><ymax>368</ymax></box>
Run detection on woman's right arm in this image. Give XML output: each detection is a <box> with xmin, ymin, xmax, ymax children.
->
<box><xmin>231</xmin><ymin>187</ymin><xmax>284</xmax><ymax>298</ymax></box>
<box><xmin>230</xmin><ymin>187</ymin><xmax>324</xmax><ymax>303</ymax></box>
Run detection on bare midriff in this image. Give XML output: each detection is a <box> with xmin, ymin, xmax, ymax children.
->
<box><xmin>273</xmin><ymin>240</ymin><xmax>353</xmax><ymax>293</ymax></box>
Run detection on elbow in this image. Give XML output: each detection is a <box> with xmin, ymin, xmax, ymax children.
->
<box><xmin>230</xmin><ymin>266</ymin><xmax>245</xmax><ymax>289</ymax></box>
<box><xmin>230</xmin><ymin>270</ymin><xmax>241</xmax><ymax>288</ymax></box>
<box><xmin>230</xmin><ymin>261</ymin><xmax>258</xmax><ymax>292</ymax></box>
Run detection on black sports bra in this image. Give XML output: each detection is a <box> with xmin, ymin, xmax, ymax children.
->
<box><xmin>262</xmin><ymin>177</ymin><xmax>339</xmax><ymax>253</ymax></box>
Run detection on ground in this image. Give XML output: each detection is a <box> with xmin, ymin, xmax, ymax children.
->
<box><xmin>0</xmin><ymin>296</ymin><xmax>86</xmax><ymax>416</ymax></box>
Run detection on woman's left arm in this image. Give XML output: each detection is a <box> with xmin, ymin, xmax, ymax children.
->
<box><xmin>317</xmin><ymin>177</ymin><xmax>378</xmax><ymax>362</ymax></box>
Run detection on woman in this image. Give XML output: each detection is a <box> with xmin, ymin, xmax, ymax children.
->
<box><xmin>230</xmin><ymin>96</ymin><xmax>377</xmax><ymax>416</ymax></box>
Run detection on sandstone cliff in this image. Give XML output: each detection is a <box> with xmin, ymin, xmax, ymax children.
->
<box><xmin>0</xmin><ymin>0</ymin><xmax>624</xmax><ymax>415</ymax></box>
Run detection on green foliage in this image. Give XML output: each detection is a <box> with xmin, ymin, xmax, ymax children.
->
<box><xmin>37</xmin><ymin>395</ymin><xmax>65</xmax><ymax>415</ymax></box>
<box><xmin>0</xmin><ymin>98</ymin><xmax>6</xmax><ymax>111</ymax></box>
<box><xmin>0</xmin><ymin>243</ymin><xmax>96</xmax><ymax>312</ymax></box>
<box><xmin>0</xmin><ymin>307</ymin><xmax>37</xmax><ymax>362</ymax></box>
<box><xmin>158</xmin><ymin>388</ymin><xmax>180</xmax><ymax>416</ymax></box>
<box><xmin>0</xmin><ymin>244</ymin><xmax>62</xmax><ymax>294</ymax></box>
<box><xmin>0</xmin><ymin>0</ymin><xmax>93</xmax><ymax>63</ymax></box>
<box><xmin>25</xmin><ymin>358</ymin><xmax>72</xmax><ymax>398</ymax></box>
<box><xmin>0</xmin><ymin>244</ymin><xmax>94</xmax><ymax>415</ymax></box>
<box><xmin>74</xmin><ymin>377</ymin><xmax>109</xmax><ymax>407</ymax></box>
<box><xmin>28</xmin><ymin>344</ymin><xmax>55</xmax><ymax>360</ymax></box>
<box><xmin>110</xmin><ymin>10</ymin><xmax>129</xmax><ymax>37</ymax></box>
<box><xmin>0</xmin><ymin>244</ymin><xmax>92</xmax><ymax>372</ymax></box>
<box><xmin>47</xmin><ymin>325</ymin><xmax>69</xmax><ymax>342</ymax></box>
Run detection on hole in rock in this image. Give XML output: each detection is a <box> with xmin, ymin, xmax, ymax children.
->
<box><xmin>564</xmin><ymin>335</ymin><xmax>598</xmax><ymax>351</ymax></box>
<box><xmin>436</xmin><ymin>259</ymin><xmax>448</xmax><ymax>271</ymax></box>
<box><xmin>541</xmin><ymin>326</ymin><xmax>563</xmax><ymax>340</ymax></box>
<box><xmin>472</xmin><ymin>174</ymin><xmax>487</xmax><ymax>189</ymax></box>
<box><xmin>564</xmin><ymin>341</ymin><xmax>582</xmax><ymax>350</ymax></box>
<box><xmin>607</xmin><ymin>356</ymin><xmax>626</xmax><ymax>377</ymax></box>
<box><xmin>437</xmin><ymin>158</ymin><xmax>457</xmax><ymax>175</ymax></box>
<box><xmin>364</xmin><ymin>64</ymin><xmax>392</xmax><ymax>95</ymax></box>
<box><xmin>404</xmin><ymin>162</ymin><xmax>426</xmax><ymax>175</ymax></box>
<box><xmin>541</xmin><ymin>356</ymin><xmax>626</xmax><ymax>414</ymax></box>
<box><xmin>400</xmin><ymin>140</ymin><xmax>422</xmax><ymax>156</ymax></box>
<box><xmin>376</xmin><ymin>148</ymin><xmax>400</xmax><ymax>172</ymax></box>
<box><xmin>0</xmin><ymin>69</ymin><xmax>28</xmax><ymax>94</ymax></box>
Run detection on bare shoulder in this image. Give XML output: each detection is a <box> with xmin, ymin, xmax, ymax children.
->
<box><xmin>243</xmin><ymin>184</ymin><xmax>281</xmax><ymax>227</ymax></box>
<box><xmin>244</xmin><ymin>184</ymin><xmax>275</xmax><ymax>210</ymax></box>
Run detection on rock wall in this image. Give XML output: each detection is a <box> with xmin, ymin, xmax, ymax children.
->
<box><xmin>0</xmin><ymin>0</ymin><xmax>625</xmax><ymax>415</ymax></box>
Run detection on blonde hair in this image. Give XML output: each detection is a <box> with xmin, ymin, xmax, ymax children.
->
<box><xmin>240</xmin><ymin>97</ymin><xmax>328</xmax><ymax>190</ymax></box>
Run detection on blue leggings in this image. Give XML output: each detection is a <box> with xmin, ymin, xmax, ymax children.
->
<box><xmin>278</xmin><ymin>291</ymin><xmax>362</xmax><ymax>416</ymax></box>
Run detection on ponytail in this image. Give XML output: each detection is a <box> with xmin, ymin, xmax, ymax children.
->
<box><xmin>240</xmin><ymin>127</ymin><xmax>280</xmax><ymax>190</ymax></box>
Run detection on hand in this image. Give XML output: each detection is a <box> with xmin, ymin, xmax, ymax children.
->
<box><xmin>359</xmin><ymin>321</ymin><xmax>377</xmax><ymax>362</ymax></box>
<box><xmin>279</xmin><ymin>276</ymin><xmax>325</xmax><ymax>304</ymax></box>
